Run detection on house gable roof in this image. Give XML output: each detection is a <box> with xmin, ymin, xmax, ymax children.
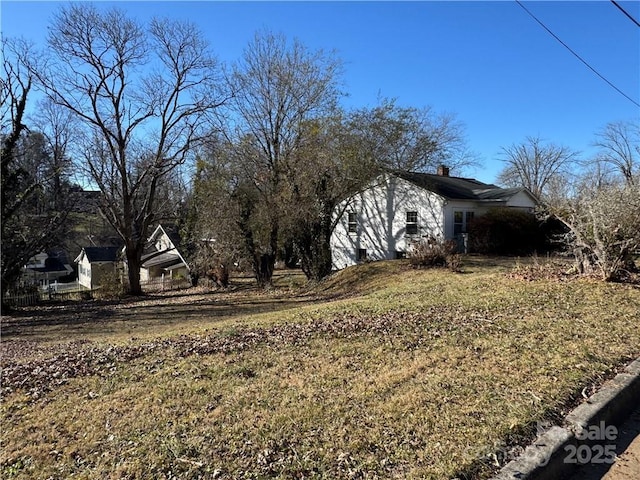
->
<box><xmin>141</xmin><ymin>224</ymin><xmax>190</xmax><ymax>272</ymax></box>
<box><xmin>393</xmin><ymin>171</ymin><xmax>538</xmax><ymax>203</ymax></box>
<box><xmin>77</xmin><ymin>246</ymin><xmax>120</xmax><ymax>263</ymax></box>
<box><xmin>148</xmin><ymin>224</ymin><xmax>182</xmax><ymax>248</ymax></box>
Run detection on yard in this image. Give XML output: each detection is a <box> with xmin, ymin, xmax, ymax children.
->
<box><xmin>1</xmin><ymin>257</ymin><xmax>639</xmax><ymax>479</ymax></box>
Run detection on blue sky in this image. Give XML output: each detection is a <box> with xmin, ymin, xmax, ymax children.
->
<box><xmin>2</xmin><ymin>1</ymin><xmax>639</xmax><ymax>184</ymax></box>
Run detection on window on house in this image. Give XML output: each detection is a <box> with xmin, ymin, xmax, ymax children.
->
<box><xmin>466</xmin><ymin>211</ymin><xmax>475</xmax><ymax>229</ymax></box>
<box><xmin>348</xmin><ymin>212</ymin><xmax>357</xmax><ymax>234</ymax></box>
<box><xmin>453</xmin><ymin>211</ymin><xmax>475</xmax><ymax>235</ymax></box>
<box><xmin>357</xmin><ymin>248</ymin><xmax>367</xmax><ymax>261</ymax></box>
<box><xmin>406</xmin><ymin>211</ymin><xmax>418</xmax><ymax>235</ymax></box>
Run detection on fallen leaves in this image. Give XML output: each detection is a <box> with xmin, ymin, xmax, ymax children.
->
<box><xmin>1</xmin><ymin>306</ymin><xmax>494</xmax><ymax>401</ymax></box>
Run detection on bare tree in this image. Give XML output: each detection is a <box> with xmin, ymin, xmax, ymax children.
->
<box><xmin>1</xmin><ymin>39</ymin><xmax>70</xmax><ymax>301</ymax></box>
<box><xmin>181</xmin><ymin>135</ymin><xmax>252</xmax><ymax>276</ymax></box>
<box><xmin>30</xmin><ymin>5</ymin><xmax>225</xmax><ymax>295</ymax></box>
<box><xmin>498</xmin><ymin>136</ymin><xmax>579</xmax><ymax>200</ymax></box>
<box><xmin>347</xmin><ymin>98</ymin><xmax>477</xmax><ymax>174</ymax></box>
<box><xmin>30</xmin><ymin>97</ymin><xmax>77</xmax><ymax>210</ymax></box>
<box><xmin>593</xmin><ymin>120</ymin><xmax>639</xmax><ymax>186</ymax></box>
<box><xmin>552</xmin><ymin>181</ymin><xmax>640</xmax><ymax>281</ymax></box>
<box><xmin>225</xmin><ymin>31</ymin><xmax>343</xmax><ymax>286</ymax></box>
<box><xmin>283</xmin><ymin>113</ymin><xmax>376</xmax><ymax>280</ymax></box>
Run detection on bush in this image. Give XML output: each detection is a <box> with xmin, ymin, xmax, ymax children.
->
<box><xmin>468</xmin><ymin>208</ymin><xmax>542</xmax><ymax>255</ymax></box>
<box><xmin>553</xmin><ymin>183</ymin><xmax>640</xmax><ymax>282</ymax></box>
<box><xmin>408</xmin><ymin>237</ymin><xmax>462</xmax><ymax>272</ymax></box>
<box><xmin>95</xmin><ymin>271</ymin><xmax>125</xmax><ymax>300</ymax></box>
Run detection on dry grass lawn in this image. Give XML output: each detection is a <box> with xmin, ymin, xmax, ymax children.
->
<box><xmin>1</xmin><ymin>257</ymin><xmax>639</xmax><ymax>479</ymax></box>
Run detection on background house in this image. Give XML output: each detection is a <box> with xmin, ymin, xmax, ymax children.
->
<box><xmin>331</xmin><ymin>167</ymin><xmax>538</xmax><ymax>269</ymax></box>
<box><xmin>74</xmin><ymin>226</ymin><xmax>188</xmax><ymax>291</ymax></box>
<box><xmin>139</xmin><ymin>225</ymin><xmax>189</xmax><ymax>282</ymax></box>
<box><xmin>22</xmin><ymin>251</ymin><xmax>74</xmax><ymax>289</ymax></box>
<box><xmin>75</xmin><ymin>246</ymin><xmax>120</xmax><ymax>289</ymax></box>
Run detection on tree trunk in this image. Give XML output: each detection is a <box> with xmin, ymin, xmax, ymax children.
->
<box><xmin>254</xmin><ymin>252</ymin><xmax>276</xmax><ymax>288</ymax></box>
<box><xmin>125</xmin><ymin>244</ymin><xmax>143</xmax><ymax>295</ymax></box>
<box><xmin>254</xmin><ymin>222</ymin><xmax>278</xmax><ymax>287</ymax></box>
<box><xmin>237</xmin><ymin>196</ymin><xmax>277</xmax><ymax>288</ymax></box>
<box><xmin>297</xmin><ymin>211</ymin><xmax>334</xmax><ymax>282</ymax></box>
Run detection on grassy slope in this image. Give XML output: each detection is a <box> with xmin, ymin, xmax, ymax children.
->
<box><xmin>1</xmin><ymin>259</ymin><xmax>639</xmax><ymax>479</ymax></box>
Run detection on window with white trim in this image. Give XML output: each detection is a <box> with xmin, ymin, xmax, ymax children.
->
<box><xmin>453</xmin><ymin>211</ymin><xmax>474</xmax><ymax>235</ymax></box>
<box><xmin>406</xmin><ymin>211</ymin><xmax>418</xmax><ymax>235</ymax></box>
<box><xmin>347</xmin><ymin>212</ymin><xmax>357</xmax><ymax>234</ymax></box>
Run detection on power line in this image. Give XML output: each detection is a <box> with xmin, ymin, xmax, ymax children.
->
<box><xmin>611</xmin><ymin>0</ymin><xmax>640</xmax><ymax>28</ymax></box>
<box><xmin>516</xmin><ymin>0</ymin><xmax>640</xmax><ymax>108</ymax></box>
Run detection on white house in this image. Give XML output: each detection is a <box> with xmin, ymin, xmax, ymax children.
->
<box><xmin>22</xmin><ymin>251</ymin><xmax>73</xmax><ymax>289</ymax></box>
<box><xmin>75</xmin><ymin>246</ymin><xmax>120</xmax><ymax>289</ymax></box>
<box><xmin>330</xmin><ymin>167</ymin><xmax>538</xmax><ymax>269</ymax></box>
<box><xmin>139</xmin><ymin>225</ymin><xmax>189</xmax><ymax>282</ymax></box>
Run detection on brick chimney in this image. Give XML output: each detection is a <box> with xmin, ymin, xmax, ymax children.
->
<box><xmin>437</xmin><ymin>165</ymin><xmax>450</xmax><ymax>177</ymax></box>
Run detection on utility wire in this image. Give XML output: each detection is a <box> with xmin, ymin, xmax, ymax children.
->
<box><xmin>516</xmin><ymin>0</ymin><xmax>640</xmax><ymax>108</ymax></box>
<box><xmin>611</xmin><ymin>0</ymin><xmax>640</xmax><ymax>28</ymax></box>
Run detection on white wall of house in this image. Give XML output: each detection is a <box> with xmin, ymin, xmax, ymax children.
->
<box><xmin>77</xmin><ymin>255</ymin><xmax>93</xmax><ymax>289</ymax></box>
<box><xmin>331</xmin><ymin>175</ymin><xmax>446</xmax><ymax>269</ymax></box>
<box><xmin>141</xmin><ymin>226</ymin><xmax>189</xmax><ymax>282</ymax></box>
<box><xmin>140</xmin><ymin>267</ymin><xmax>151</xmax><ymax>283</ymax></box>
<box><xmin>442</xmin><ymin>201</ymin><xmax>480</xmax><ymax>240</ymax></box>
<box><xmin>153</xmin><ymin>232</ymin><xmax>174</xmax><ymax>252</ymax></box>
<box><xmin>76</xmin><ymin>254</ymin><xmax>116</xmax><ymax>290</ymax></box>
<box><xmin>22</xmin><ymin>253</ymin><xmax>73</xmax><ymax>288</ymax></box>
<box><xmin>330</xmin><ymin>175</ymin><xmax>539</xmax><ymax>270</ymax></box>
<box><xmin>505</xmin><ymin>190</ymin><xmax>538</xmax><ymax>209</ymax></box>
<box><xmin>25</xmin><ymin>252</ymin><xmax>48</xmax><ymax>269</ymax></box>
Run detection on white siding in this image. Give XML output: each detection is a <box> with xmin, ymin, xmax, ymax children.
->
<box><xmin>330</xmin><ymin>174</ymin><xmax>540</xmax><ymax>271</ymax></box>
<box><xmin>505</xmin><ymin>190</ymin><xmax>538</xmax><ymax>209</ymax></box>
<box><xmin>140</xmin><ymin>267</ymin><xmax>151</xmax><ymax>282</ymax></box>
<box><xmin>77</xmin><ymin>255</ymin><xmax>92</xmax><ymax>289</ymax></box>
<box><xmin>331</xmin><ymin>175</ymin><xmax>445</xmax><ymax>269</ymax></box>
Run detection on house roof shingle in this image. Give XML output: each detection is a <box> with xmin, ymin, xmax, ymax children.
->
<box><xmin>81</xmin><ymin>246</ymin><xmax>120</xmax><ymax>263</ymax></box>
<box><xmin>393</xmin><ymin>171</ymin><xmax>534</xmax><ymax>202</ymax></box>
<box><xmin>26</xmin><ymin>257</ymin><xmax>70</xmax><ymax>273</ymax></box>
<box><xmin>141</xmin><ymin>250</ymin><xmax>183</xmax><ymax>269</ymax></box>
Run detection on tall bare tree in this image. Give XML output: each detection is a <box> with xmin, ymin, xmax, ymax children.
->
<box><xmin>31</xmin><ymin>4</ymin><xmax>225</xmax><ymax>294</ymax></box>
<box><xmin>347</xmin><ymin>98</ymin><xmax>476</xmax><ymax>174</ymax></box>
<box><xmin>30</xmin><ymin>97</ymin><xmax>77</xmax><ymax>210</ymax></box>
<box><xmin>1</xmin><ymin>39</ymin><xmax>72</xmax><ymax>301</ymax></box>
<box><xmin>497</xmin><ymin>136</ymin><xmax>579</xmax><ymax>200</ymax></box>
<box><xmin>225</xmin><ymin>31</ymin><xmax>343</xmax><ymax>286</ymax></box>
<box><xmin>283</xmin><ymin>113</ymin><xmax>376</xmax><ymax>280</ymax></box>
<box><xmin>593</xmin><ymin>120</ymin><xmax>639</xmax><ymax>186</ymax></box>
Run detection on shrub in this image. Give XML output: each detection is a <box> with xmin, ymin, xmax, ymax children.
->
<box><xmin>553</xmin><ymin>183</ymin><xmax>640</xmax><ymax>282</ymax></box>
<box><xmin>95</xmin><ymin>271</ymin><xmax>125</xmax><ymax>300</ymax></box>
<box><xmin>468</xmin><ymin>208</ymin><xmax>542</xmax><ymax>255</ymax></box>
<box><xmin>408</xmin><ymin>237</ymin><xmax>462</xmax><ymax>272</ymax></box>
